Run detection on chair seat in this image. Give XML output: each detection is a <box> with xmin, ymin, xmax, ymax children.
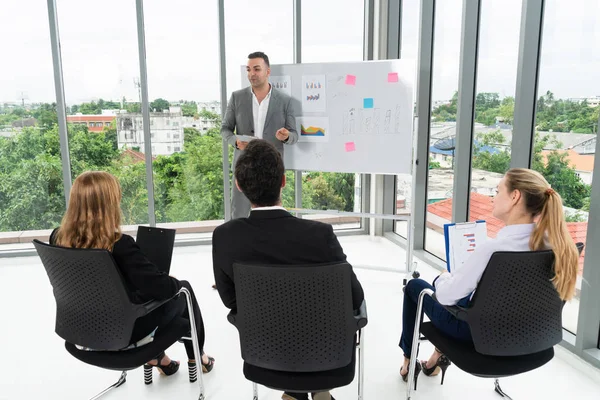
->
<box><xmin>420</xmin><ymin>322</ymin><xmax>554</xmax><ymax>378</ymax></box>
<box><xmin>243</xmin><ymin>347</ymin><xmax>356</xmax><ymax>392</ymax></box>
<box><xmin>65</xmin><ymin>318</ymin><xmax>189</xmax><ymax>371</ymax></box>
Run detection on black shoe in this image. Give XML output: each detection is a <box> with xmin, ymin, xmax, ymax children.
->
<box><xmin>143</xmin><ymin>351</ymin><xmax>180</xmax><ymax>384</ymax></box>
<box><xmin>421</xmin><ymin>354</ymin><xmax>451</xmax><ymax>385</ymax></box>
<box><xmin>400</xmin><ymin>359</ymin><xmax>422</xmax><ymax>390</ymax></box>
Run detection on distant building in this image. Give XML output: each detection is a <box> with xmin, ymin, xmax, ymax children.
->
<box><xmin>198</xmin><ymin>101</ymin><xmax>221</xmax><ymax>116</ymax></box>
<box><xmin>541</xmin><ymin>149</ymin><xmax>595</xmax><ymax>185</ymax></box>
<box><xmin>116</xmin><ymin>106</ymin><xmax>184</xmax><ymax>156</ymax></box>
<box><xmin>67</xmin><ymin>110</ymin><xmax>116</xmax><ymax>132</ymax></box>
<box><xmin>569</xmin><ymin>96</ymin><xmax>600</xmax><ymax>108</ymax></box>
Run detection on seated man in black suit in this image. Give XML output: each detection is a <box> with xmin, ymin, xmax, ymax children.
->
<box><xmin>212</xmin><ymin>139</ymin><xmax>364</xmax><ymax>400</ymax></box>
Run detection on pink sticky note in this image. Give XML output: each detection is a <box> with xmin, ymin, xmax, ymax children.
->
<box><xmin>345</xmin><ymin>142</ymin><xmax>356</xmax><ymax>152</ymax></box>
<box><xmin>345</xmin><ymin>74</ymin><xmax>356</xmax><ymax>85</ymax></box>
<box><xmin>388</xmin><ymin>72</ymin><xmax>399</xmax><ymax>83</ymax></box>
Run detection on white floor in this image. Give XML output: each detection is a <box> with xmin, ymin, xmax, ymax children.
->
<box><xmin>1</xmin><ymin>235</ymin><xmax>599</xmax><ymax>400</ymax></box>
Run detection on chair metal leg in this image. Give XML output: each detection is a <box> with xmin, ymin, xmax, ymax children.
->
<box><xmin>180</xmin><ymin>287</ymin><xmax>206</xmax><ymax>400</ymax></box>
<box><xmin>357</xmin><ymin>329</ymin><xmax>364</xmax><ymax>400</ymax></box>
<box><xmin>89</xmin><ymin>371</ymin><xmax>127</xmax><ymax>400</ymax></box>
<box><xmin>252</xmin><ymin>382</ymin><xmax>258</xmax><ymax>400</ymax></box>
<box><xmin>406</xmin><ymin>288</ymin><xmax>434</xmax><ymax>400</ymax></box>
<box><xmin>494</xmin><ymin>379</ymin><xmax>513</xmax><ymax>400</ymax></box>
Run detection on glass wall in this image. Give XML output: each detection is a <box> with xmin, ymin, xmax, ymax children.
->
<box><xmin>144</xmin><ymin>0</ymin><xmax>223</xmax><ymax>232</ymax></box>
<box><xmin>533</xmin><ymin>0</ymin><xmax>600</xmax><ymax>334</ymax></box>
<box><xmin>302</xmin><ymin>0</ymin><xmax>364</xmax><ymax>63</ymax></box>
<box><xmin>423</xmin><ymin>0</ymin><xmax>463</xmax><ymax>259</ymax></box>
<box><xmin>297</xmin><ymin>0</ymin><xmax>365</xmax><ymax>226</ymax></box>
<box><xmin>394</xmin><ymin>0</ymin><xmax>420</xmax><ymax>238</ymax></box>
<box><xmin>0</xmin><ymin>0</ymin><xmax>65</xmax><ymax>237</ymax></box>
<box><xmin>467</xmin><ymin>0</ymin><xmax>522</xmax><ymax>238</ymax></box>
<box><xmin>57</xmin><ymin>0</ymin><xmax>149</xmax><ymax>228</ymax></box>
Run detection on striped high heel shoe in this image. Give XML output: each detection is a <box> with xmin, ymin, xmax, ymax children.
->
<box><xmin>143</xmin><ymin>352</ymin><xmax>180</xmax><ymax>384</ymax></box>
<box><xmin>187</xmin><ymin>354</ymin><xmax>215</xmax><ymax>382</ymax></box>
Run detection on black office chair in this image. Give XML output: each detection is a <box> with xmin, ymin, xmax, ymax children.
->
<box><xmin>227</xmin><ymin>261</ymin><xmax>368</xmax><ymax>400</ymax></box>
<box><xmin>33</xmin><ymin>239</ymin><xmax>205</xmax><ymax>400</ymax></box>
<box><xmin>406</xmin><ymin>244</ymin><xmax>584</xmax><ymax>400</ymax></box>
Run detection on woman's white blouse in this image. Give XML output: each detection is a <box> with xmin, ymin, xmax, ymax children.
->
<box><xmin>435</xmin><ymin>223</ymin><xmax>536</xmax><ymax>306</ymax></box>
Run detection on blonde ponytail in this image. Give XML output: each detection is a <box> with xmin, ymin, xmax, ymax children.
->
<box><xmin>505</xmin><ymin>169</ymin><xmax>579</xmax><ymax>300</ymax></box>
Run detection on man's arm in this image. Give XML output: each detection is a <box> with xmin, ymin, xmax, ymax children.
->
<box><xmin>326</xmin><ymin>225</ymin><xmax>365</xmax><ymax>310</ymax></box>
<box><xmin>283</xmin><ymin>97</ymin><xmax>298</xmax><ymax>145</ymax></box>
<box><xmin>221</xmin><ymin>93</ymin><xmax>238</xmax><ymax>148</ymax></box>
<box><xmin>212</xmin><ymin>227</ymin><xmax>237</xmax><ymax>311</ymax></box>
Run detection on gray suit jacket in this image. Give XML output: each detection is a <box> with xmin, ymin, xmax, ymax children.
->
<box><xmin>221</xmin><ymin>86</ymin><xmax>298</xmax><ymax>156</ymax></box>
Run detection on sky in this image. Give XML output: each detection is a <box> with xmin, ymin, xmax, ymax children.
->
<box><xmin>1</xmin><ymin>0</ymin><xmax>599</xmax><ymax>105</ymax></box>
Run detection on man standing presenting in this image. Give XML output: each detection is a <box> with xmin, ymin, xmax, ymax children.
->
<box><xmin>221</xmin><ymin>51</ymin><xmax>298</xmax><ymax>220</ymax></box>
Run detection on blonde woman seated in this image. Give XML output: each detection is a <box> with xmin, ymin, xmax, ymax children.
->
<box><xmin>50</xmin><ymin>171</ymin><xmax>214</xmax><ymax>378</ymax></box>
<box><xmin>398</xmin><ymin>168</ymin><xmax>579</xmax><ymax>387</ymax></box>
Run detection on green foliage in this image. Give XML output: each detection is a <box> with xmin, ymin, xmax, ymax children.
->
<box><xmin>565</xmin><ymin>212</ymin><xmax>586</xmax><ymax>223</ymax></box>
<box><xmin>184</xmin><ymin>127</ymin><xmax>202</xmax><ymax>143</ymax></box>
<box><xmin>0</xmin><ymin>127</ymin><xmax>65</xmax><ymax>231</ymax></box>
<box><xmin>535</xmin><ymin>150</ymin><xmax>591</xmax><ymax>209</ymax></box>
<box><xmin>432</xmin><ymin>90</ymin><xmax>598</xmax><ymax>132</ymax></box>
<box><xmin>303</xmin><ymin>173</ymin><xmax>347</xmax><ymax>211</ymax></box>
<box><xmin>429</xmin><ymin>158</ymin><xmax>441</xmax><ymax>169</ymax></box>
<box><xmin>472</xmin><ymin>131</ymin><xmax>510</xmax><ymax>174</ymax></box>
<box><xmin>165</xmin><ymin>133</ymin><xmax>226</xmax><ymax>221</ymax></box>
<box><xmin>180</xmin><ymin>101</ymin><xmax>198</xmax><ymax>117</ymax></box>
<box><xmin>150</xmin><ymin>98</ymin><xmax>170</xmax><ymax>112</ymax></box>
<box><xmin>32</xmin><ymin>103</ymin><xmax>58</xmax><ymax>131</ymax></box>
<box><xmin>125</xmin><ymin>102</ymin><xmax>141</xmax><ymax>113</ymax></box>
<box><xmin>76</xmin><ymin>99</ymin><xmax>120</xmax><ymax>115</ymax></box>
<box><xmin>431</xmin><ymin>91</ymin><xmax>458</xmax><ymax>122</ymax></box>
<box><xmin>472</xmin><ymin>131</ymin><xmax>591</xmax><ymax>209</ymax></box>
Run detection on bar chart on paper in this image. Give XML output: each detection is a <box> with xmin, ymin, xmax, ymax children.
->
<box><xmin>444</xmin><ymin>221</ymin><xmax>488</xmax><ymax>273</ymax></box>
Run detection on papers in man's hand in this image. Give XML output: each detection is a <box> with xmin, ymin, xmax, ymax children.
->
<box><xmin>444</xmin><ymin>221</ymin><xmax>487</xmax><ymax>273</ymax></box>
<box><xmin>236</xmin><ymin>135</ymin><xmax>257</xmax><ymax>143</ymax></box>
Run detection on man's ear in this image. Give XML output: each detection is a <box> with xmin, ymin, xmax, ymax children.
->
<box><xmin>281</xmin><ymin>174</ymin><xmax>286</xmax><ymax>189</ymax></box>
<box><xmin>235</xmin><ymin>179</ymin><xmax>242</xmax><ymax>193</ymax></box>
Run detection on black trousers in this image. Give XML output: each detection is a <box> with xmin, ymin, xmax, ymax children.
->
<box><xmin>131</xmin><ymin>280</ymin><xmax>206</xmax><ymax>360</ymax></box>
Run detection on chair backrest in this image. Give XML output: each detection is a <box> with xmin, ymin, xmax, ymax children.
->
<box><xmin>33</xmin><ymin>239</ymin><xmax>138</xmax><ymax>350</ymax></box>
<box><xmin>232</xmin><ymin>261</ymin><xmax>357</xmax><ymax>373</ymax></box>
<box><xmin>468</xmin><ymin>245</ymin><xmax>582</xmax><ymax>356</ymax></box>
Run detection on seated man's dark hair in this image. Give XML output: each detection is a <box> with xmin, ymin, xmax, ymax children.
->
<box><xmin>235</xmin><ymin>139</ymin><xmax>284</xmax><ymax>207</ymax></box>
<box><xmin>248</xmin><ymin>51</ymin><xmax>270</xmax><ymax>67</ymax></box>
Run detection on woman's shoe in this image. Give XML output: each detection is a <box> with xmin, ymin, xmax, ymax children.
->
<box><xmin>143</xmin><ymin>352</ymin><xmax>180</xmax><ymax>384</ymax></box>
<box><xmin>202</xmin><ymin>355</ymin><xmax>215</xmax><ymax>373</ymax></box>
<box><xmin>400</xmin><ymin>359</ymin><xmax>422</xmax><ymax>390</ymax></box>
<box><xmin>421</xmin><ymin>354</ymin><xmax>451</xmax><ymax>385</ymax></box>
<box><xmin>187</xmin><ymin>355</ymin><xmax>215</xmax><ymax>381</ymax></box>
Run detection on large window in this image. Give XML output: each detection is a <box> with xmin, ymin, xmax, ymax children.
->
<box><xmin>144</xmin><ymin>0</ymin><xmax>223</xmax><ymax>231</ymax></box>
<box><xmin>394</xmin><ymin>0</ymin><xmax>420</xmax><ymax>238</ymax></box>
<box><xmin>57</xmin><ymin>0</ymin><xmax>149</xmax><ymax>227</ymax></box>
<box><xmin>423</xmin><ymin>0</ymin><xmax>463</xmax><ymax>259</ymax></box>
<box><xmin>296</xmin><ymin>0</ymin><xmax>364</xmax><ymax>224</ymax></box>
<box><xmin>224</xmin><ymin>0</ymin><xmax>293</xmax><ymax>93</ymax></box>
<box><xmin>467</xmin><ymin>0</ymin><xmax>522</xmax><ymax>237</ymax></box>
<box><xmin>0</xmin><ymin>1</ymin><xmax>64</xmax><ymax>239</ymax></box>
<box><xmin>533</xmin><ymin>0</ymin><xmax>600</xmax><ymax>334</ymax></box>
<box><xmin>302</xmin><ymin>0</ymin><xmax>364</xmax><ymax>63</ymax></box>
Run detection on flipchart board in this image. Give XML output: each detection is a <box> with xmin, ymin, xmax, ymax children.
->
<box><xmin>240</xmin><ymin>60</ymin><xmax>416</xmax><ymax>174</ymax></box>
